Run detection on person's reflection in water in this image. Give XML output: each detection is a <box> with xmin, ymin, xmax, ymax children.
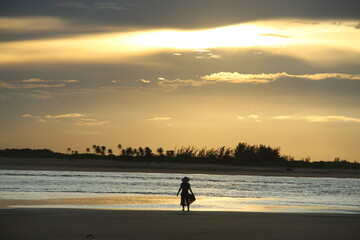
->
<box><xmin>176</xmin><ymin>177</ymin><xmax>195</xmax><ymax>211</ymax></box>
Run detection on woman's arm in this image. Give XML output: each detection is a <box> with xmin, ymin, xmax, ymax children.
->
<box><xmin>176</xmin><ymin>186</ymin><xmax>182</xmax><ymax>196</ymax></box>
<box><xmin>189</xmin><ymin>186</ymin><xmax>194</xmax><ymax>195</ymax></box>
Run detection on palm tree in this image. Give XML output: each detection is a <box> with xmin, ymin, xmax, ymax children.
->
<box><xmin>92</xmin><ymin>145</ymin><xmax>97</xmax><ymax>154</ymax></box>
<box><xmin>125</xmin><ymin>147</ymin><xmax>134</xmax><ymax>156</ymax></box>
<box><xmin>144</xmin><ymin>147</ymin><xmax>152</xmax><ymax>157</ymax></box>
<box><xmin>138</xmin><ymin>147</ymin><xmax>145</xmax><ymax>157</ymax></box>
<box><xmin>166</xmin><ymin>150</ymin><xmax>175</xmax><ymax>157</ymax></box>
<box><xmin>101</xmin><ymin>146</ymin><xmax>106</xmax><ymax>155</ymax></box>
<box><xmin>198</xmin><ymin>147</ymin><xmax>207</xmax><ymax>158</ymax></box>
<box><xmin>157</xmin><ymin>147</ymin><xmax>164</xmax><ymax>156</ymax></box>
<box><xmin>67</xmin><ymin>148</ymin><xmax>71</xmax><ymax>154</ymax></box>
<box><xmin>117</xmin><ymin>144</ymin><xmax>122</xmax><ymax>156</ymax></box>
<box><xmin>217</xmin><ymin>146</ymin><xmax>226</xmax><ymax>159</ymax></box>
<box><xmin>95</xmin><ymin>145</ymin><xmax>102</xmax><ymax>155</ymax></box>
<box><xmin>234</xmin><ymin>143</ymin><xmax>247</xmax><ymax>160</ymax></box>
<box><xmin>176</xmin><ymin>146</ymin><xmax>196</xmax><ymax>158</ymax></box>
<box><xmin>86</xmin><ymin>148</ymin><xmax>90</xmax><ymax>154</ymax></box>
<box><xmin>108</xmin><ymin>149</ymin><xmax>113</xmax><ymax>155</ymax></box>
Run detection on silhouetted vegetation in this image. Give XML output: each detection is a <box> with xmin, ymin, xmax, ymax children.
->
<box><xmin>0</xmin><ymin>148</ymin><xmax>60</xmax><ymax>158</ymax></box>
<box><xmin>0</xmin><ymin>142</ymin><xmax>359</xmax><ymax>170</ymax></box>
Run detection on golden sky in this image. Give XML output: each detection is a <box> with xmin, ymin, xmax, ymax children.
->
<box><xmin>0</xmin><ymin>0</ymin><xmax>360</xmax><ymax>162</ymax></box>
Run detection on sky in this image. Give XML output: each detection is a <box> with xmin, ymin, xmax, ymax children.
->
<box><xmin>0</xmin><ymin>0</ymin><xmax>359</xmax><ymax>162</ymax></box>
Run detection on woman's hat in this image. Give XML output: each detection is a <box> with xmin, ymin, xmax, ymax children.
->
<box><xmin>182</xmin><ymin>177</ymin><xmax>190</xmax><ymax>182</ymax></box>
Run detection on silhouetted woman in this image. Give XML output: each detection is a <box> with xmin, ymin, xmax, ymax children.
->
<box><xmin>176</xmin><ymin>176</ymin><xmax>195</xmax><ymax>211</ymax></box>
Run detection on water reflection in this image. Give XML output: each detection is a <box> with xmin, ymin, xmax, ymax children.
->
<box><xmin>1</xmin><ymin>170</ymin><xmax>359</xmax><ymax>214</ymax></box>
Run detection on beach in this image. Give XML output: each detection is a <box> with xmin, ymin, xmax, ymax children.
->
<box><xmin>1</xmin><ymin>208</ymin><xmax>359</xmax><ymax>240</ymax></box>
<box><xmin>1</xmin><ymin>158</ymin><xmax>359</xmax><ymax>239</ymax></box>
<box><xmin>1</xmin><ymin>157</ymin><xmax>359</xmax><ymax>178</ymax></box>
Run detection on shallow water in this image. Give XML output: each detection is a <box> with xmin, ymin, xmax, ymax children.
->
<box><xmin>0</xmin><ymin>170</ymin><xmax>359</xmax><ymax>213</ymax></box>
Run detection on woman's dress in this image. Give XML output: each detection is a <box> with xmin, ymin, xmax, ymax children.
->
<box><xmin>180</xmin><ymin>182</ymin><xmax>195</xmax><ymax>206</ymax></box>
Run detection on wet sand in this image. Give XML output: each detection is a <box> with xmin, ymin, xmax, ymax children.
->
<box><xmin>0</xmin><ymin>208</ymin><xmax>359</xmax><ymax>240</ymax></box>
<box><xmin>2</xmin><ymin>195</ymin><xmax>358</xmax><ymax>214</ymax></box>
<box><xmin>0</xmin><ymin>195</ymin><xmax>179</xmax><ymax>208</ymax></box>
<box><xmin>1</xmin><ymin>157</ymin><xmax>359</xmax><ymax>178</ymax></box>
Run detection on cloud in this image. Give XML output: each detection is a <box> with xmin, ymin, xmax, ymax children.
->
<box><xmin>272</xmin><ymin>116</ymin><xmax>292</xmax><ymax>120</ymax></box>
<box><xmin>21</xmin><ymin>114</ymin><xmax>47</xmax><ymax>121</ymax></box>
<box><xmin>157</xmin><ymin>78</ymin><xmax>209</xmax><ymax>90</ymax></box>
<box><xmin>55</xmin><ymin>1</ymin><xmax>129</xmax><ymax>10</ymax></box>
<box><xmin>2</xmin><ymin>19</ymin><xmax>359</xmax><ymax>65</ymax></box>
<box><xmin>22</xmin><ymin>113</ymin><xmax>110</xmax><ymax>126</ymax></box>
<box><xmin>0</xmin><ymin>31</ymin><xmax>162</xmax><ymax>65</ymax></box>
<box><xmin>305</xmin><ymin>116</ymin><xmax>360</xmax><ymax>123</ymax></box>
<box><xmin>202</xmin><ymin>72</ymin><xmax>286</xmax><ymax>84</ymax></box>
<box><xmin>259</xmin><ymin>33</ymin><xmax>290</xmax><ymax>38</ymax></box>
<box><xmin>62</xmin><ymin>80</ymin><xmax>80</xmax><ymax>83</ymax></box>
<box><xmin>0</xmin><ymin>82</ymin><xmax>66</xmax><ymax>89</ymax></box>
<box><xmin>289</xmin><ymin>73</ymin><xmax>360</xmax><ymax>81</ymax></box>
<box><xmin>66</xmin><ymin>131</ymin><xmax>103</xmax><ymax>135</ymax></box>
<box><xmin>273</xmin><ymin>115</ymin><xmax>360</xmax><ymax>123</ymax></box>
<box><xmin>21</xmin><ymin>78</ymin><xmax>46</xmax><ymax>83</ymax></box>
<box><xmin>140</xmin><ymin>79</ymin><xmax>151</xmax><ymax>83</ymax></box>
<box><xmin>194</xmin><ymin>49</ymin><xmax>211</xmax><ymax>53</ymax></box>
<box><xmin>0</xmin><ymin>78</ymin><xmax>80</xmax><ymax>89</ymax></box>
<box><xmin>45</xmin><ymin>113</ymin><xmax>85</xmax><ymax>119</ymax></box>
<box><xmin>248</xmin><ymin>115</ymin><xmax>260</xmax><ymax>119</ymax></box>
<box><xmin>80</xmin><ymin>118</ymin><xmax>97</xmax><ymax>121</ymax></box>
<box><xmin>195</xmin><ymin>54</ymin><xmax>222</xmax><ymax>60</ymax></box>
<box><xmin>193</xmin><ymin>49</ymin><xmax>223</xmax><ymax>60</ymax></box>
<box><xmin>147</xmin><ymin>117</ymin><xmax>172</xmax><ymax>121</ymax></box>
<box><xmin>23</xmin><ymin>90</ymin><xmax>54</xmax><ymax>100</ymax></box>
<box><xmin>0</xmin><ymin>17</ymin><xmax>66</xmax><ymax>32</ymax></box>
<box><xmin>201</xmin><ymin>72</ymin><xmax>360</xmax><ymax>84</ymax></box>
<box><xmin>55</xmin><ymin>1</ymin><xmax>88</xmax><ymax>9</ymax></box>
<box><xmin>75</xmin><ymin>119</ymin><xmax>110</xmax><ymax>126</ymax></box>
<box><xmin>237</xmin><ymin>115</ymin><xmax>261</xmax><ymax>122</ymax></box>
<box><xmin>151</xmin><ymin>71</ymin><xmax>360</xmax><ymax>91</ymax></box>
<box><xmin>208</xmin><ymin>54</ymin><xmax>223</xmax><ymax>59</ymax></box>
<box><xmin>21</xmin><ymin>114</ymin><xmax>37</xmax><ymax>118</ymax></box>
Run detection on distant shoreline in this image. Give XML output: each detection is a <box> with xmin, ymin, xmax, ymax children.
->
<box><xmin>1</xmin><ymin>157</ymin><xmax>359</xmax><ymax>178</ymax></box>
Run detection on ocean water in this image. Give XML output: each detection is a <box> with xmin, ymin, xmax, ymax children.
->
<box><xmin>0</xmin><ymin>170</ymin><xmax>359</xmax><ymax>214</ymax></box>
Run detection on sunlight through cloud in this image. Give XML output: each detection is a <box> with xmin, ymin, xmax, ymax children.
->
<box><xmin>273</xmin><ymin>115</ymin><xmax>360</xmax><ymax>123</ymax></box>
<box><xmin>147</xmin><ymin>117</ymin><xmax>172</xmax><ymax>121</ymax></box>
<box><xmin>45</xmin><ymin>113</ymin><xmax>85</xmax><ymax>119</ymax></box>
<box><xmin>1</xmin><ymin>19</ymin><xmax>359</xmax><ymax>65</ymax></box>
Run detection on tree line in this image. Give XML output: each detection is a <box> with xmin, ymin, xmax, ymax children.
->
<box><xmin>0</xmin><ymin>142</ymin><xmax>359</xmax><ymax>170</ymax></box>
<box><xmin>68</xmin><ymin>143</ymin><xmax>282</xmax><ymax>161</ymax></box>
